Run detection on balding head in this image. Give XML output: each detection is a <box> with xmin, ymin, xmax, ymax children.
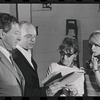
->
<box><xmin>18</xmin><ymin>21</ymin><xmax>36</xmax><ymax>50</ymax></box>
<box><xmin>19</xmin><ymin>21</ymin><xmax>36</xmax><ymax>38</ymax></box>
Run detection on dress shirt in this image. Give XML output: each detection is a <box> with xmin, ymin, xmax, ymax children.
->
<box><xmin>0</xmin><ymin>46</ymin><xmax>12</xmax><ymax>64</ymax></box>
<box><xmin>16</xmin><ymin>45</ymin><xmax>34</xmax><ymax>69</ymax></box>
<box><xmin>0</xmin><ymin>45</ymin><xmax>21</xmax><ymax>75</ymax></box>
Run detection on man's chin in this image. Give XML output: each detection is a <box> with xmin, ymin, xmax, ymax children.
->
<box><xmin>29</xmin><ymin>46</ymin><xmax>34</xmax><ymax>49</ymax></box>
<box><xmin>12</xmin><ymin>45</ymin><xmax>16</xmax><ymax>49</ymax></box>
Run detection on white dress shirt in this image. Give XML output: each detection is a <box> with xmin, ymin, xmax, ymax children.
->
<box><xmin>0</xmin><ymin>46</ymin><xmax>12</xmax><ymax>64</ymax></box>
<box><xmin>16</xmin><ymin>45</ymin><xmax>34</xmax><ymax>69</ymax></box>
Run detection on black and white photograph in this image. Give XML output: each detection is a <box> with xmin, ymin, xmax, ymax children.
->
<box><xmin>0</xmin><ymin>1</ymin><xmax>100</xmax><ymax>99</ymax></box>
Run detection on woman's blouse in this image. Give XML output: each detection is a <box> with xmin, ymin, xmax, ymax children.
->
<box><xmin>46</xmin><ymin>62</ymin><xmax>84</xmax><ymax>96</ymax></box>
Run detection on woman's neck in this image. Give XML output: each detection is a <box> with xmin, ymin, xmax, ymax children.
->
<box><xmin>58</xmin><ymin>60</ymin><xmax>74</xmax><ymax>68</ymax></box>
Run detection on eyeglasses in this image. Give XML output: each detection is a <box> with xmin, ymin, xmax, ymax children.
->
<box><xmin>25</xmin><ymin>34</ymin><xmax>36</xmax><ymax>40</ymax></box>
<box><xmin>59</xmin><ymin>51</ymin><xmax>74</xmax><ymax>57</ymax></box>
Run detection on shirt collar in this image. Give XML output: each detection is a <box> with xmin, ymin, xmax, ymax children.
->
<box><xmin>16</xmin><ymin>45</ymin><xmax>31</xmax><ymax>54</ymax></box>
<box><xmin>0</xmin><ymin>45</ymin><xmax>11</xmax><ymax>58</ymax></box>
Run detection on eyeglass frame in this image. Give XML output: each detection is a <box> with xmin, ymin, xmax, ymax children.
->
<box><xmin>59</xmin><ymin>51</ymin><xmax>74</xmax><ymax>57</ymax></box>
<box><xmin>24</xmin><ymin>34</ymin><xmax>36</xmax><ymax>40</ymax></box>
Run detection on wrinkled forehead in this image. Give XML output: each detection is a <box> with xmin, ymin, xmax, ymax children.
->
<box><xmin>21</xmin><ymin>24</ymin><xmax>36</xmax><ymax>37</ymax></box>
<box><xmin>89</xmin><ymin>34</ymin><xmax>100</xmax><ymax>45</ymax></box>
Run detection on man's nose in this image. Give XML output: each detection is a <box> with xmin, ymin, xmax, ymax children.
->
<box><xmin>17</xmin><ymin>34</ymin><xmax>21</xmax><ymax>41</ymax></box>
<box><xmin>31</xmin><ymin>37</ymin><xmax>36</xmax><ymax>42</ymax></box>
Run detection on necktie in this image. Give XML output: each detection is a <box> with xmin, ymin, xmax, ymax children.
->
<box><xmin>9</xmin><ymin>56</ymin><xmax>22</xmax><ymax>84</ymax></box>
<box><xmin>9</xmin><ymin>55</ymin><xmax>24</xmax><ymax>95</ymax></box>
<box><xmin>9</xmin><ymin>56</ymin><xmax>17</xmax><ymax>72</ymax></box>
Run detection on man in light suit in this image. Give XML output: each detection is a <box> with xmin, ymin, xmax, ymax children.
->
<box><xmin>12</xmin><ymin>21</ymin><xmax>46</xmax><ymax>96</ymax></box>
<box><xmin>0</xmin><ymin>13</ymin><xmax>25</xmax><ymax>96</ymax></box>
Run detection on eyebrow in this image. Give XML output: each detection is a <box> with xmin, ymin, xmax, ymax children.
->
<box><xmin>26</xmin><ymin>34</ymin><xmax>32</xmax><ymax>36</ymax></box>
<box><xmin>89</xmin><ymin>43</ymin><xmax>100</xmax><ymax>47</ymax></box>
<box><xmin>25</xmin><ymin>34</ymin><xmax>36</xmax><ymax>37</ymax></box>
<box><xmin>25</xmin><ymin>34</ymin><xmax>32</xmax><ymax>37</ymax></box>
<box><xmin>94</xmin><ymin>43</ymin><xmax>100</xmax><ymax>47</ymax></box>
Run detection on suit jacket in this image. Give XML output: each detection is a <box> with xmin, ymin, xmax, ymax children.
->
<box><xmin>12</xmin><ymin>48</ymin><xmax>46</xmax><ymax>96</ymax></box>
<box><xmin>0</xmin><ymin>41</ymin><xmax>25</xmax><ymax>96</ymax></box>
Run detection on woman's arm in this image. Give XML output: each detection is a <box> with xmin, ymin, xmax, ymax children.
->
<box><xmin>46</xmin><ymin>64</ymin><xmax>53</xmax><ymax>77</ymax></box>
<box><xmin>91</xmin><ymin>55</ymin><xmax>100</xmax><ymax>88</ymax></box>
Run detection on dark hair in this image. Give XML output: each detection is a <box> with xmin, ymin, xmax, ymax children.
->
<box><xmin>58</xmin><ymin>36</ymin><xmax>79</xmax><ymax>54</ymax></box>
<box><xmin>0</xmin><ymin>13</ymin><xmax>18</xmax><ymax>33</ymax></box>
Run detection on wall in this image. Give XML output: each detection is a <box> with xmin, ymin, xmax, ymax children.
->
<box><xmin>0</xmin><ymin>4</ymin><xmax>10</xmax><ymax>13</ymax></box>
<box><xmin>0</xmin><ymin>4</ymin><xmax>16</xmax><ymax>17</ymax></box>
<box><xmin>17</xmin><ymin>4</ymin><xmax>100</xmax><ymax>86</ymax></box>
<box><xmin>18</xmin><ymin>4</ymin><xmax>31</xmax><ymax>22</ymax></box>
<box><xmin>0</xmin><ymin>4</ymin><xmax>17</xmax><ymax>39</ymax></box>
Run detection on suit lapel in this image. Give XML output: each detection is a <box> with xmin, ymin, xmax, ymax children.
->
<box><xmin>31</xmin><ymin>57</ymin><xmax>37</xmax><ymax>71</ymax></box>
<box><xmin>0</xmin><ymin>52</ymin><xmax>25</xmax><ymax>95</ymax></box>
<box><xmin>13</xmin><ymin>61</ymin><xmax>25</xmax><ymax>95</ymax></box>
<box><xmin>15</xmin><ymin>49</ymin><xmax>37</xmax><ymax>71</ymax></box>
<box><xmin>0</xmin><ymin>41</ymin><xmax>25</xmax><ymax>95</ymax></box>
<box><xmin>0</xmin><ymin>51</ymin><xmax>21</xmax><ymax>84</ymax></box>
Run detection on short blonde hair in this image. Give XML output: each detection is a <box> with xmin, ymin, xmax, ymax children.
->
<box><xmin>89</xmin><ymin>30</ymin><xmax>100</xmax><ymax>46</ymax></box>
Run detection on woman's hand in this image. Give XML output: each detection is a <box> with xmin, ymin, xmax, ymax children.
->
<box><xmin>46</xmin><ymin>82</ymin><xmax>64</xmax><ymax>96</ymax></box>
<box><xmin>65</xmin><ymin>84</ymin><xmax>78</xmax><ymax>96</ymax></box>
<box><xmin>91</xmin><ymin>54</ymin><xmax>99</xmax><ymax>71</ymax></box>
<box><xmin>46</xmin><ymin>82</ymin><xmax>78</xmax><ymax>96</ymax></box>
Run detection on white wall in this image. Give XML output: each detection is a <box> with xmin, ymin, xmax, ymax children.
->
<box><xmin>0</xmin><ymin>4</ymin><xmax>17</xmax><ymax>17</ymax></box>
<box><xmin>18</xmin><ymin>4</ymin><xmax>31</xmax><ymax>22</ymax></box>
<box><xmin>17</xmin><ymin>4</ymin><xmax>100</xmax><ymax>86</ymax></box>
<box><xmin>0</xmin><ymin>4</ymin><xmax>10</xmax><ymax>13</ymax></box>
<box><xmin>0</xmin><ymin>4</ymin><xmax>17</xmax><ymax>39</ymax></box>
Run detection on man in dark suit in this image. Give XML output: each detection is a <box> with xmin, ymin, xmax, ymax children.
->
<box><xmin>0</xmin><ymin>13</ymin><xmax>25</xmax><ymax>96</ymax></box>
<box><xmin>12</xmin><ymin>21</ymin><xmax>46</xmax><ymax>96</ymax></box>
